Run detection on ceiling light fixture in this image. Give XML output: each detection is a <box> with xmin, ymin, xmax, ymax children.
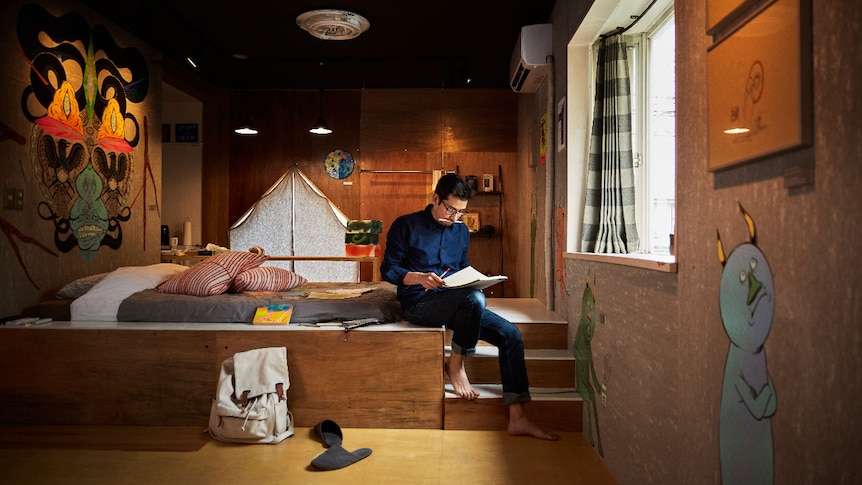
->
<box><xmin>296</xmin><ymin>9</ymin><xmax>370</xmax><ymax>41</ymax></box>
<box><xmin>234</xmin><ymin>117</ymin><xmax>259</xmax><ymax>136</ymax></box>
<box><xmin>185</xmin><ymin>47</ymin><xmax>204</xmax><ymax>69</ymax></box>
<box><xmin>309</xmin><ymin>89</ymin><xmax>332</xmax><ymax>135</ymax></box>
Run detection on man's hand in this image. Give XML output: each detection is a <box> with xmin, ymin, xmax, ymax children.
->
<box><xmin>404</xmin><ymin>271</ymin><xmax>445</xmax><ymax>290</ymax></box>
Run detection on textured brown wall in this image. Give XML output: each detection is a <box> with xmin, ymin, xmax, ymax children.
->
<box><xmin>552</xmin><ymin>0</ymin><xmax>862</xmax><ymax>483</ymax></box>
<box><xmin>0</xmin><ymin>0</ymin><xmax>163</xmax><ymax>317</ymax></box>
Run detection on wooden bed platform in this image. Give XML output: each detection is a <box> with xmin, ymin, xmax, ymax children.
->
<box><xmin>0</xmin><ymin>298</ymin><xmax>577</xmax><ymax>431</ymax></box>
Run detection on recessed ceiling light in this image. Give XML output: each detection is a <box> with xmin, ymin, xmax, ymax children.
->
<box><xmin>296</xmin><ymin>9</ymin><xmax>370</xmax><ymax>41</ymax></box>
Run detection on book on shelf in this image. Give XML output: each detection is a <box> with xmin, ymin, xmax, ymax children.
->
<box><xmin>252</xmin><ymin>304</ymin><xmax>294</xmax><ymax>325</ymax></box>
<box><xmin>461</xmin><ymin>212</ymin><xmax>481</xmax><ymax>233</ymax></box>
<box><xmin>245</xmin><ymin>290</ymin><xmax>308</xmax><ymax>300</ymax></box>
<box><xmin>342</xmin><ymin>318</ymin><xmax>383</xmax><ymax>330</ymax></box>
<box><xmin>442</xmin><ymin>266</ymin><xmax>507</xmax><ymax>290</ymax></box>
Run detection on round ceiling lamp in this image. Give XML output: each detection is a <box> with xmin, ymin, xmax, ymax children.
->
<box><xmin>296</xmin><ymin>9</ymin><xmax>370</xmax><ymax>41</ymax></box>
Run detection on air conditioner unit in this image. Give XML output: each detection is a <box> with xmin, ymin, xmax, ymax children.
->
<box><xmin>509</xmin><ymin>23</ymin><xmax>553</xmax><ymax>93</ymax></box>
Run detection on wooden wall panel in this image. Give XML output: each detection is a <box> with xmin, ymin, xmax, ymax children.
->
<box><xmin>226</xmin><ymin>90</ymin><xmax>363</xmax><ymax>226</ymax></box>
<box><xmin>442</xmin><ymin>90</ymin><xmax>518</xmax><ymax>153</ymax></box>
<box><xmin>0</xmin><ymin>327</ymin><xmax>443</xmax><ymax>429</ymax></box>
<box><xmin>446</xmin><ymin>152</ymin><xmax>518</xmax><ymax>296</ymax></box>
<box><xmin>208</xmin><ymin>88</ymin><xmax>517</xmax><ymax>287</ymax></box>
<box><xmin>360</xmin><ymin>90</ymin><xmax>444</xmax><ymax>152</ymax></box>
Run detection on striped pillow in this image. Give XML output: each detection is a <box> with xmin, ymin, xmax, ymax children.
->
<box><xmin>230</xmin><ymin>267</ymin><xmax>307</xmax><ymax>293</ymax></box>
<box><xmin>157</xmin><ymin>251</ymin><xmax>268</xmax><ymax>296</ymax></box>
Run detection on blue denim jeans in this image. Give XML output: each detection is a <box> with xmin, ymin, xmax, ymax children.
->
<box><xmin>404</xmin><ymin>288</ymin><xmax>531</xmax><ymax>405</ymax></box>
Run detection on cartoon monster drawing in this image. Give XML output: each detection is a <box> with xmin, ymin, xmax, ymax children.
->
<box><xmin>717</xmin><ymin>203</ymin><xmax>776</xmax><ymax>484</ymax></box>
<box><xmin>574</xmin><ymin>277</ymin><xmax>603</xmax><ymax>456</ymax></box>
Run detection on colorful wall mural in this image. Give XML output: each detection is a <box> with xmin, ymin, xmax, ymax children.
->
<box><xmin>574</xmin><ymin>274</ymin><xmax>603</xmax><ymax>456</ymax></box>
<box><xmin>717</xmin><ymin>203</ymin><xmax>777</xmax><ymax>484</ymax></box>
<box><xmin>16</xmin><ymin>3</ymin><xmax>149</xmax><ymax>262</ymax></box>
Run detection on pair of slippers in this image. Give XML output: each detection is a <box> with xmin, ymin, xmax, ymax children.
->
<box><xmin>310</xmin><ymin>419</ymin><xmax>372</xmax><ymax>471</ymax></box>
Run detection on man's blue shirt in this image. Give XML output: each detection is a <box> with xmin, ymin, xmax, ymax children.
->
<box><xmin>381</xmin><ymin>204</ymin><xmax>470</xmax><ymax>311</ymax></box>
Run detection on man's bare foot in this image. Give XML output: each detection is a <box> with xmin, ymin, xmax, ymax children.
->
<box><xmin>508</xmin><ymin>403</ymin><xmax>559</xmax><ymax>441</ymax></box>
<box><xmin>446</xmin><ymin>354</ymin><xmax>479</xmax><ymax>400</ymax></box>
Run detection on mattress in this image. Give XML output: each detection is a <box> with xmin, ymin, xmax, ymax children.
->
<box><xmin>23</xmin><ymin>281</ymin><xmax>403</xmax><ymax>324</ymax></box>
<box><xmin>117</xmin><ymin>281</ymin><xmax>402</xmax><ymax>324</ymax></box>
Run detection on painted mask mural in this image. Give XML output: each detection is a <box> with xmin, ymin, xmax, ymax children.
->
<box><xmin>717</xmin><ymin>203</ymin><xmax>777</xmax><ymax>485</ymax></box>
<box><xmin>17</xmin><ymin>3</ymin><xmax>148</xmax><ymax>261</ymax></box>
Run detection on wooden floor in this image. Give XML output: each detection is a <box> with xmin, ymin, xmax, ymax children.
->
<box><xmin>0</xmin><ymin>425</ymin><xmax>616</xmax><ymax>484</ymax></box>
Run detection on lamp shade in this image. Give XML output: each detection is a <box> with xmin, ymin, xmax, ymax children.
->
<box><xmin>234</xmin><ymin>117</ymin><xmax>259</xmax><ymax>135</ymax></box>
<box><xmin>309</xmin><ymin>117</ymin><xmax>332</xmax><ymax>135</ymax></box>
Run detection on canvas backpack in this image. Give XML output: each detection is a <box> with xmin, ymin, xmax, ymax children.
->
<box><xmin>208</xmin><ymin>346</ymin><xmax>295</xmax><ymax>444</ymax></box>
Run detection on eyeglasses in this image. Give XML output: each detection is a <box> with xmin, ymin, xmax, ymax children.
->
<box><xmin>441</xmin><ymin>199</ymin><xmax>468</xmax><ymax>217</ymax></box>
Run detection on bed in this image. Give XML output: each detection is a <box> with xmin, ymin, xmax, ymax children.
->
<box><xmin>22</xmin><ymin>252</ymin><xmax>402</xmax><ymax>325</ymax></box>
<box><xmin>115</xmin><ymin>281</ymin><xmax>401</xmax><ymax>324</ymax></box>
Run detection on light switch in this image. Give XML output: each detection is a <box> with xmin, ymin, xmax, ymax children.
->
<box><xmin>3</xmin><ymin>187</ymin><xmax>14</xmax><ymax>209</ymax></box>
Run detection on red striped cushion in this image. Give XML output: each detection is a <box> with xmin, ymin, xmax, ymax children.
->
<box><xmin>157</xmin><ymin>251</ymin><xmax>268</xmax><ymax>296</ymax></box>
<box><xmin>230</xmin><ymin>267</ymin><xmax>307</xmax><ymax>293</ymax></box>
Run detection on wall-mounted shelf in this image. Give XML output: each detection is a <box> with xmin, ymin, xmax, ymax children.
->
<box><xmin>466</xmin><ymin>165</ymin><xmax>504</xmax><ymax>296</ymax></box>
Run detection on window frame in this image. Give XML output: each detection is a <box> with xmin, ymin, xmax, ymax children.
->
<box><xmin>565</xmin><ymin>3</ymin><xmax>677</xmax><ymax>273</ymax></box>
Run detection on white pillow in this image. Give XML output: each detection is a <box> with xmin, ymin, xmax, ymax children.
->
<box><xmin>56</xmin><ymin>272</ymin><xmax>110</xmax><ymax>299</ymax></box>
<box><xmin>71</xmin><ymin>263</ymin><xmax>188</xmax><ymax>321</ymax></box>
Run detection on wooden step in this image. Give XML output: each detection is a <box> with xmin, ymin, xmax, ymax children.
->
<box><xmin>446</xmin><ymin>347</ymin><xmax>575</xmax><ymax>388</ymax></box>
<box><xmin>446</xmin><ymin>323</ymin><xmax>568</xmax><ymax>350</ymax></box>
<box><xmin>485</xmin><ymin>298</ymin><xmax>566</xmax><ymax>325</ymax></box>
<box><xmin>445</xmin><ymin>298</ymin><xmax>569</xmax><ymax>349</ymax></box>
<box><xmin>444</xmin><ymin>384</ymin><xmax>582</xmax><ymax>432</ymax></box>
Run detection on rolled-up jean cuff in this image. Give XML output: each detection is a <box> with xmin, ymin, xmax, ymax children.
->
<box><xmin>503</xmin><ymin>391</ymin><xmax>531</xmax><ymax>406</ymax></box>
<box><xmin>450</xmin><ymin>341</ymin><xmax>475</xmax><ymax>357</ymax></box>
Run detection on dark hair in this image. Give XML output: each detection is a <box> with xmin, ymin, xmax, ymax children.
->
<box><xmin>435</xmin><ymin>173</ymin><xmax>475</xmax><ymax>201</ymax></box>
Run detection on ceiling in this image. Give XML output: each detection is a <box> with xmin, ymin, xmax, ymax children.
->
<box><xmin>77</xmin><ymin>0</ymin><xmax>557</xmax><ymax>91</ymax></box>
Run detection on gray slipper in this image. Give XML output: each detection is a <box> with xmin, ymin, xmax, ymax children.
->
<box><xmin>313</xmin><ymin>419</ymin><xmax>343</xmax><ymax>447</ymax></box>
<box><xmin>310</xmin><ymin>444</ymin><xmax>372</xmax><ymax>470</ymax></box>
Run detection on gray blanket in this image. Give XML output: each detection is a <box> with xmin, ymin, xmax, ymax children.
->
<box><xmin>116</xmin><ymin>281</ymin><xmax>403</xmax><ymax>324</ymax></box>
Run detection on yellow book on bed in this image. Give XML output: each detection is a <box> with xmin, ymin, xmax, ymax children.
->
<box><xmin>252</xmin><ymin>304</ymin><xmax>293</xmax><ymax>325</ymax></box>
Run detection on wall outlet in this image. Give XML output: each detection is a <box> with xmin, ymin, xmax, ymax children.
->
<box><xmin>3</xmin><ymin>187</ymin><xmax>14</xmax><ymax>209</ymax></box>
<box><xmin>14</xmin><ymin>189</ymin><xmax>23</xmax><ymax>209</ymax></box>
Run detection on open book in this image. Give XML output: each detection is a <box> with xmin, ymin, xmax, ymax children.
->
<box><xmin>443</xmin><ymin>266</ymin><xmax>507</xmax><ymax>290</ymax></box>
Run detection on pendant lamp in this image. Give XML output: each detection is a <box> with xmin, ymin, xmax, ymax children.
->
<box><xmin>234</xmin><ymin>117</ymin><xmax>258</xmax><ymax>135</ymax></box>
<box><xmin>309</xmin><ymin>89</ymin><xmax>332</xmax><ymax>135</ymax></box>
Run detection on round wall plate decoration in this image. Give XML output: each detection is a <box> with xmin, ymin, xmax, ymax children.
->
<box><xmin>324</xmin><ymin>149</ymin><xmax>355</xmax><ymax>179</ymax></box>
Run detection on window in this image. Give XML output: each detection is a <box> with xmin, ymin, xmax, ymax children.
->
<box><xmin>631</xmin><ymin>12</ymin><xmax>676</xmax><ymax>255</ymax></box>
<box><xmin>566</xmin><ymin>3</ymin><xmax>675</xmax><ymax>266</ymax></box>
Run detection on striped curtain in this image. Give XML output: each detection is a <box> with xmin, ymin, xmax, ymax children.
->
<box><xmin>580</xmin><ymin>35</ymin><xmax>639</xmax><ymax>254</ymax></box>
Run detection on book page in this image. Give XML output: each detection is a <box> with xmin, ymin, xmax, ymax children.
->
<box><xmin>443</xmin><ymin>266</ymin><xmax>507</xmax><ymax>290</ymax></box>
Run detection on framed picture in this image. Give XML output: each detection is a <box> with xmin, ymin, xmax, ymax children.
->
<box><xmin>175</xmin><ymin>123</ymin><xmax>199</xmax><ymax>143</ymax></box>
<box><xmin>557</xmin><ymin>96</ymin><xmax>566</xmax><ymax>152</ymax></box>
<box><xmin>706</xmin><ymin>0</ymin><xmax>759</xmax><ymax>35</ymax></box>
<box><xmin>461</xmin><ymin>212</ymin><xmax>481</xmax><ymax>233</ymax></box>
<box><xmin>539</xmin><ymin>113</ymin><xmax>548</xmax><ymax>165</ymax></box>
<box><xmin>707</xmin><ymin>0</ymin><xmax>812</xmax><ymax>171</ymax></box>
<box><xmin>161</xmin><ymin>124</ymin><xmax>170</xmax><ymax>142</ymax></box>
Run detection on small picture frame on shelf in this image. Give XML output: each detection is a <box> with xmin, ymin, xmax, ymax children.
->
<box><xmin>462</xmin><ymin>212</ymin><xmax>481</xmax><ymax>233</ymax></box>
